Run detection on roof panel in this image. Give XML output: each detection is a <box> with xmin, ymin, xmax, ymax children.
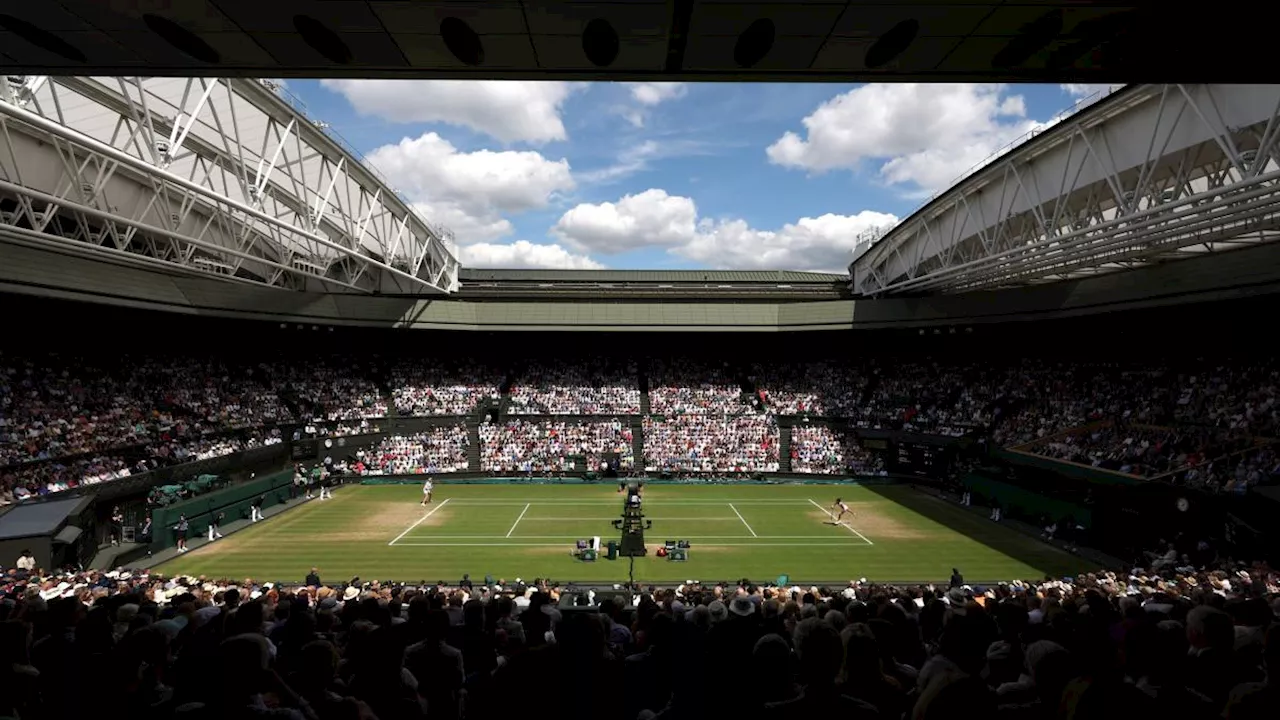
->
<box><xmin>0</xmin><ymin>3</ymin><xmax>1236</xmax><ymax>84</ymax></box>
<box><xmin>458</xmin><ymin>269</ymin><xmax>847</xmax><ymax>283</ymax></box>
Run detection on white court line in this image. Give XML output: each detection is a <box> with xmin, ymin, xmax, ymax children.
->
<box><xmin>392</xmin><ymin>542</ymin><xmax>870</xmax><ymax>547</ymax></box>
<box><xmin>388</xmin><ymin>498</ymin><xmax>451</xmax><ymax>546</ymax></box>
<box><xmin>729</xmin><ymin>504</ymin><xmax>758</xmax><ymax>537</ymax></box>
<box><xmin>506</xmin><ymin>503</ymin><xmax>531</xmax><ymax>538</ymax></box>
<box><xmin>400</xmin><ymin>535</ymin><xmax>853</xmax><ymax>539</ymax></box>
<box><xmin>519</xmin><ymin>512</ymin><xmax>742</xmax><ymax>517</ymax></box>
<box><xmin>421</xmin><ymin>500</ymin><xmax>815</xmax><ymax>505</ymax></box>
<box><xmin>807</xmin><ymin>498</ymin><xmax>874</xmax><ymax>545</ymax></box>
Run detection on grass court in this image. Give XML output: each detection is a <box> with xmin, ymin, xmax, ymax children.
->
<box><xmin>156</xmin><ymin>483</ymin><xmax>1092</xmax><ymax>584</ymax></box>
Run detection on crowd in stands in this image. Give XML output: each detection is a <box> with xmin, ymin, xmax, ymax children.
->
<box><xmin>1168</xmin><ymin>443</ymin><xmax>1280</xmax><ymax>492</ymax></box>
<box><xmin>791</xmin><ymin>425</ymin><xmax>846</xmax><ymax>474</ymax></box>
<box><xmin>644</xmin><ymin>414</ymin><xmax>779</xmax><ymax>473</ymax></box>
<box><xmin>848</xmin><ymin>444</ymin><xmax>889</xmax><ymax>477</ymax></box>
<box><xmin>788</xmin><ymin>425</ymin><xmax>889</xmax><ymax>476</ymax></box>
<box><xmin>846</xmin><ymin>361</ymin><xmax>989</xmax><ymax>437</ymax></box>
<box><xmin>297</xmin><ymin>420</ymin><xmax>380</xmax><ymax>438</ymax></box>
<box><xmin>752</xmin><ymin>361</ymin><xmax>868</xmax><ymax>416</ymax></box>
<box><xmin>479</xmin><ymin>419</ymin><xmax>634</xmax><ymax>473</ymax></box>
<box><xmin>2</xmin><ymin>554</ymin><xmax>1279</xmax><ymax>720</ymax></box>
<box><xmin>5</xmin><ymin>351</ymin><xmax>1280</xmax><ymax>498</ymax></box>
<box><xmin>991</xmin><ymin>363</ymin><xmax>1170</xmax><ymax>448</ymax></box>
<box><xmin>1</xmin><ymin>428</ymin><xmax>284</xmax><ymax>505</ymax></box>
<box><xmin>509</xmin><ymin>360</ymin><xmax>640</xmax><ymax>415</ymax></box>
<box><xmin>648</xmin><ymin>359</ymin><xmax>744</xmax><ymax>415</ymax></box>
<box><xmin>357</xmin><ymin>427</ymin><xmax>470</xmax><ymax>476</ymax></box>
<box><xmin>391</xmin><ymin>361</ymin><xmax>501</xmax><ymax>417</ymax></box>
<box><xmin>1023</xmin><ymin>422</ymin><xmax>1256</xmax><ymax>478</ymax></box>
<box><xmin>271</xmin><ymin>359</ymin><xmax>387</xmax><ymax>421</ymax></box>
<box><xmin>1175</xmin><ymin>361</ymin><xmax>1280</xmax><ymax>437</ymax></box>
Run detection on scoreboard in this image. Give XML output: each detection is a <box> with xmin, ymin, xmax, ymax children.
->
<box><xmin>892</xmin><ymin>440</ymin><xmax>951</xmax><ymax>477</ymax></box>
<box><xmin>291</xmin><ymin>439</ymin><xmax>317</xmax><ymax>461</ymax></box>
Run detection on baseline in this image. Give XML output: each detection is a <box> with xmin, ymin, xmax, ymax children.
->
<box><xmin>422</xmin><ymin>500</ymin><xmax>816</xmax><ymax>506</ymax></box>
<box><xmin>517</xmin><ymin>512</ymin><xmax>742</xmax><ymax>517</ymax></box>
<box><xmin>390</xmin><ymin>542</ymin><xmax>871</xmax><ymax>547</ymax></box>
<box><xmin>396</xmin><ymin>535</ymin><xmax>866</xmax><ymax>540</ymax></box>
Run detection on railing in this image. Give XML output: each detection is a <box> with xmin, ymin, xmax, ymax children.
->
<box><xmin>1007</xmin><ymin>419</ymin><xmax>1115</xmax><ymax>452</ymax></box>
<box><xmin>8</xmin><ymin>441</ymin><xmax>292</xmax><ymax>507</ymax></box>
<box><xmin>1010</xmin><ymin>420</ymin><xmax>1265</xmax><ymax>483</ymax></box>
<box><xmin>1147</xmin><ymin>438</ymin><xmax>1278</xmax><ymax>486</ymax></box>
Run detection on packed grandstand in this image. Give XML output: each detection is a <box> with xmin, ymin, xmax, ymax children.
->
<box><xmin>3</xmin><ymin>349</ymin><xmax>1278</xmax><ymax>501</ymax></box>
<box><xmin>3</xmin><ymin>535</ymin><xmax>1279</xmax><ymax>720</ymax></box>
<box><xmin>2</xmin><ymin>65</ymin><xmax>1280</xmax><ymax>720</ymax></box>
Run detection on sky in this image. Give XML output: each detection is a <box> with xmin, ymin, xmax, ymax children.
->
<box><xmin>281</xmin><ymin>80</ymin><xmax>1114</xmax><ymax>273</ymax></box>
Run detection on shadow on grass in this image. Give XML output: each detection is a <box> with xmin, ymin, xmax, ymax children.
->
<box><xmin>863</xmin><ymin>483</ymin><xmax>1097</xmax><ymax>580</ymax></box>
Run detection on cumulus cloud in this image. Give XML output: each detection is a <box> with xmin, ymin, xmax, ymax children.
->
<box><xmin>459</xmin><ymin>240</ymin><xmax>603</xmax><ymax>269</ymax></box>
<box><xmin>320</xmin><ymin>79</ymin><xmax>577</xmax><ymax>144</ymax></box>
<box><xmin>366</xmin><ymin>132</ymin><xmax>573</xmax><ymax>246</ymax></box>
<box><xmin>629</xmin><ymin>82</ymin><xmax>687</xmax><ymax>106</ymax></box>
<box><xmin>553</xmin><ymin>189</ymin><xmax>897</xmax><ymax>272</ymax></box>
<box><xmin>766</xmin><ymin>84</ymin><xmax>1047</xmax><ymax>191</ymax></box>
<box><xmin>618</xmin><ymin>82</ymin><xmax>688</xmax><ymax>127</ymax></box>
<box><xmin>552</xmin><ymin>189</ymin><xmax>699</xmax><ymax>253</ymax></box>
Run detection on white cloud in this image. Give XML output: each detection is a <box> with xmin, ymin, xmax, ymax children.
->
<box><xmin>1061</xmin><ymin>84</ymin><xmax>1122</xmax><ymax>113</ymax></box>
<box><xmin>1061</xmin><ymin>83</ymin><xmax>1115</xmax><ymax>98</ymax></box>
<box><xmin>678</xmin><ymin>212</ymin><xmax>899</xmax><ymax>272</ymax></box>
<box><xmin>553</xmin><ymin>189</ymin><xmax>699</xmax><ymax>253</ymax></box>
<box><xmin>628</xmin><ymin>82</ymin><xmax>687</xmax><ymax>106</ymax></box>
<box><xmin>618</xmin><ymin>83</ymin><xmax>688</xmax><ymax>128</ymax></box>
<box><xmin>576</xmin><ymin>141</ymin><xmax>662</xmax><ymax>184</ymax></box>
<box><xmin>366</xmin><ymin>132</ymin><xmax>574</xmax><ymax>245</ymax></box>
<box><xmin>576</xmin><ymin>139</ymin><xmax>719</xmax><ymax>185</ymax></box>
<box><xmin>552</xmin><ymin>189</ymin><xmax>897</xmax><ymax>271</ymax></box>
<box><xmin>320</xmin><ymin>79</ymin><xmax>578</xmax><ymax>144</ymax></box>
<box><xmin>766</xmin><ymin>84</ymin><xmax>1046</xmax><ymax>191</ymax></box>
<box><xmin>459</xmin><ymin>240</ymin><xmax>603</xmax><ymax>269</ymax></box>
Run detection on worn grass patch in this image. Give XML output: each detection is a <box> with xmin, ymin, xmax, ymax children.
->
<box><xmin>850</xmin><ymin>510</ymin><xmax>929</xmax><ymax>541</ymax></box>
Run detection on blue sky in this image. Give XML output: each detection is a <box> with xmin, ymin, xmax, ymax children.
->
<box><xmin>282</xmin><ymin>80</ymin><xmax>1111</xmax><ymax>272</ymax></box>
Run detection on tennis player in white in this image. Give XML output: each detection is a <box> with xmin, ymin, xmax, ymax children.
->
<box><xmin>421</xmin><ymin>477</ymin><xmax>434</xmax><ymax>506</ymax></box>
<box><xmin>830</xmin><ymin>497</ymin><xmax>853</xmax><ymax>524</ymax></box>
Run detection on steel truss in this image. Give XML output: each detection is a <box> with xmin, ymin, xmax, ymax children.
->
<box><xmin>0</xmin><ymin>75</ymin><xmax>458</xmax><ymax>294</ymax></box>
<box><xmin>852</xmin><ymin>85</ymin><xmax>1280</xmax><ymax>296</ymax></box>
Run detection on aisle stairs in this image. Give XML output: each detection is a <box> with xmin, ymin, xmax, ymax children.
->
<box><xmin>779</xmin><ymin>423</ymin><xmax>793</xmax><ymax>472</ymax></box>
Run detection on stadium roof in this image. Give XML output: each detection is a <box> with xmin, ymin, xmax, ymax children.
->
<box><xmin>459</xmin><ymin>269</ymin><xmax>844</xmax><ymax>284</ymax></box>
<box><xmin>0</xmin><ymin>3</ymin><xmax>1249</xmax><ymax>83</ymax></box>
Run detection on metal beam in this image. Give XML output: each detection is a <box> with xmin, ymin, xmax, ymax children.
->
<box><xmin>0</xmin><ymin>76</ymin><xmax>458</xmax><ymax>294</ymax></box>
<box><xmin>852</xmin><ymin>84</ymin><xmax>1280</xmax><ymax>295</ymax></box>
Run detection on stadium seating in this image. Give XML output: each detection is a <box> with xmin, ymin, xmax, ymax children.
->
<box><xmin>357</xmin><ymin>427</ymin><xmax>471</xmax><ymax>475</ymax></box>
<box><xmin>478</xmin><ymin>419</ymin><xmax>634</xmax><ymax>473</ymax></box>
<box><xmin>643</xmin><ymin>414</ymin><xmax>780</xmax><ymax>473</ymax></box>
<box><xmin>3</xmin><ymin>349</ymin><xmax>1280</xmax><ymax>720</ymax></box>
<box><xmin>509</xmin><ymin>359</ymin><xmax>640</xmax><ymax>415</ymax></box>
<box><xmin>3</xmin><ymin>559</ymin><xmax>1277</xmax><ymax>720</ymax></box>
<box><xmin>4</xmin><ymin>353</ymin><xmax>1280</xmax><ymax>499</ymax></box>
<box><xmin>390</xmin><ymin>360</ymin><xmax>502</xmax><ymax>416</ymax></box>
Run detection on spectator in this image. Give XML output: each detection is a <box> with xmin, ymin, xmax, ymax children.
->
<box><xmin>648</xmin><ymin>359</ymin><xmax>744</xmax><ymax>415</ymax></box>
<box><xmin>510</xmin><ymin>360</ymin><xmax>640</xmax><ymax>415</ymax></box>
<box><xmin>480</xmin><ymin>419</ymin><xmax>633</xmax><ymax>473</ymax></box>
<box><xmin>391</xmin><ymin>360</ymin><xmax>501</xmax><ymax>416</ymax></box>
<box><xmin>644</xmin><ymin>415</ymin><xmax>779</xmax><ymax>473</ymax></box>
<box><xmin>360</xmin><ymin>427</ymin><xmax>470</xmax><ymax>475</ymax></box>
